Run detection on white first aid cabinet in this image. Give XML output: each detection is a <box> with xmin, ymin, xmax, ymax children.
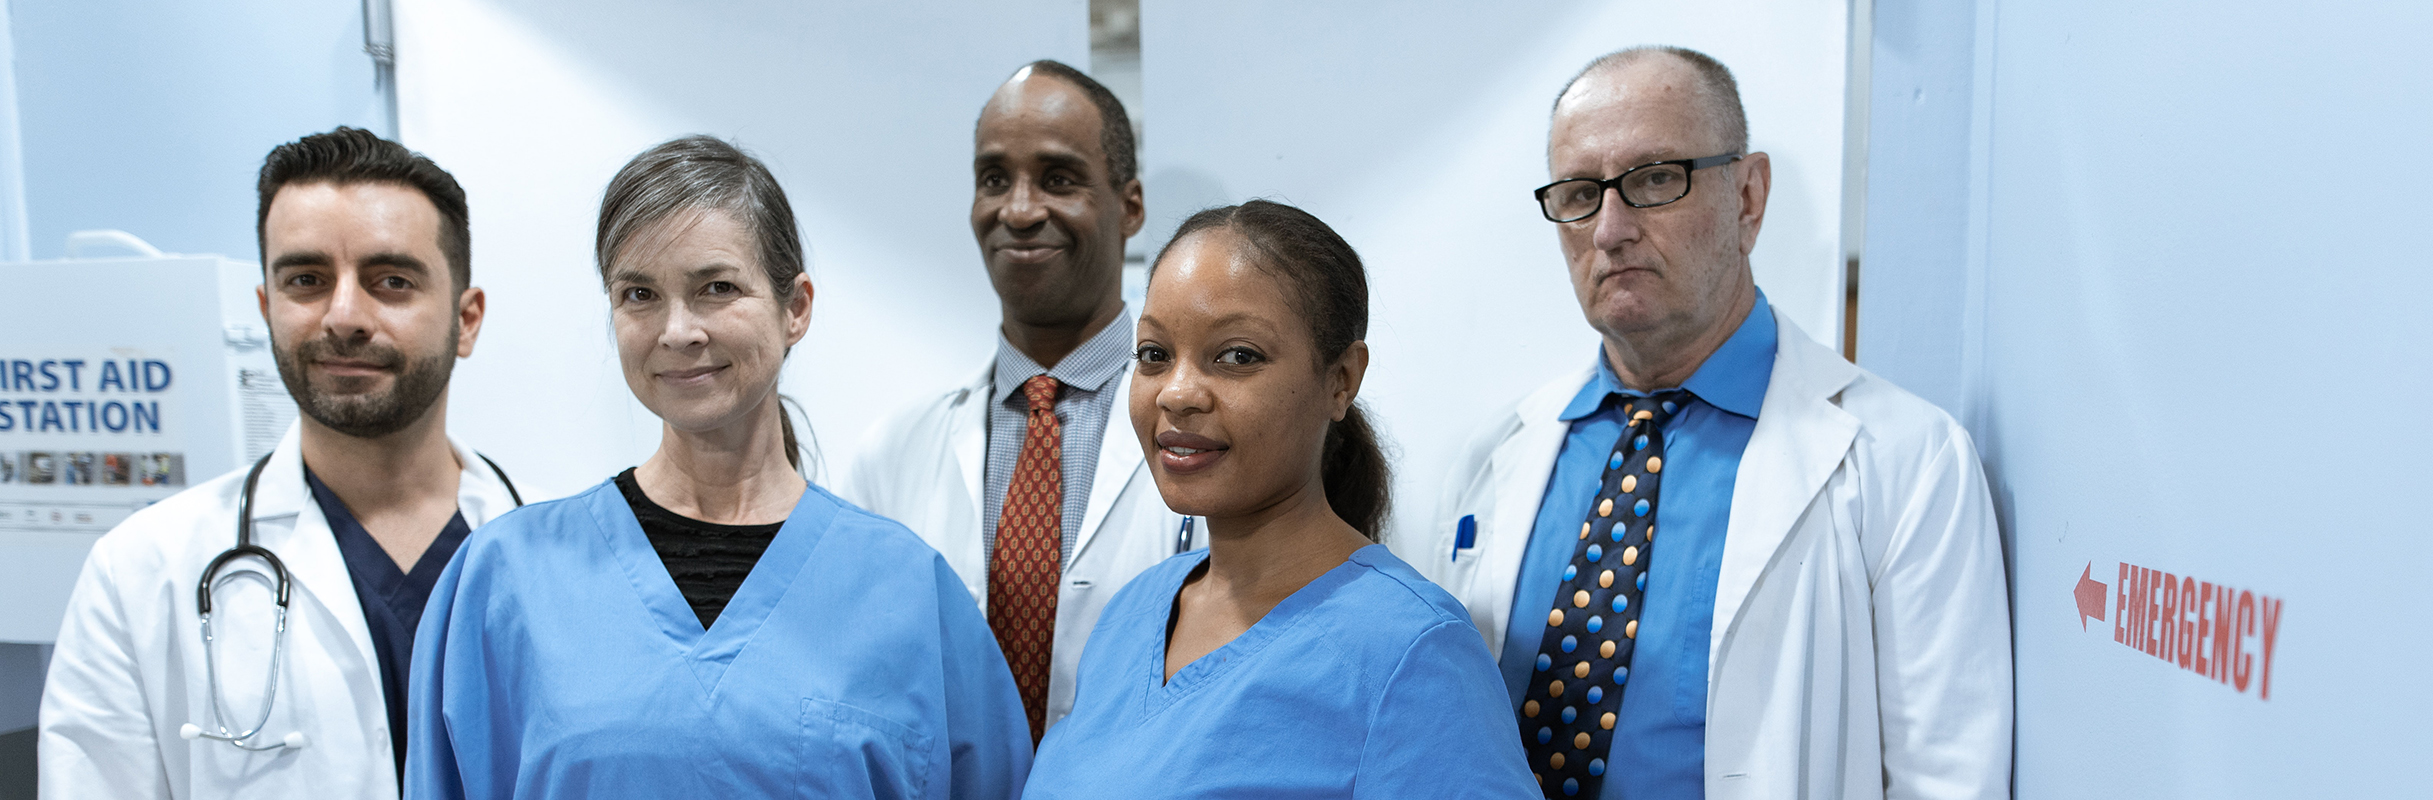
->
<box><xmin>0</xmin><ymin>232</ymin><xmax>294</xmax><ymax>643</ymax></box>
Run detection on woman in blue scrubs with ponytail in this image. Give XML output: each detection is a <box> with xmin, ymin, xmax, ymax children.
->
<box><xmin>404</xmin><ymin>136</ymin><xmax>1030</xmax><ymax>799</ymax></box>
<box><xmin>1023</xmin><ymin>200</ymin><xmax>1537</xmax><ymax>799</ymax></box>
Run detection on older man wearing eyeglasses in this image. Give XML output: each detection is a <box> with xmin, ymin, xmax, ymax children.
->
<box><xmin>1401</xmin><ymin>47</ymin><xmax>2013</xmax><ymax>800</ymax></box>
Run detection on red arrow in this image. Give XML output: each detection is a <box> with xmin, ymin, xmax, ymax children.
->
<box><xmin>2074</xmin><ymin>563</ymin><xmax>2109</xmax><ymax>630</ymax></box>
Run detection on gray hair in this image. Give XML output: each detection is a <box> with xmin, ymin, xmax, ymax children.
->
<box><xmin>1553</xmin><ymin>46</ymin><xmax>1749</xmax><ymax>155</ymax></box>
<box><xmin>594</xmin><ymin>135</ymin><xmax>813</xmax><ymax>471</ymax></box>
<box><xmin>595</xmin><ymin>135</ymin><xmax>805</xmax><ymax>298</ymax></box>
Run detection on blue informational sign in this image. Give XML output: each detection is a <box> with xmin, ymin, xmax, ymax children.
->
<box><xmin>0</xmin><ymin>254</ymin><xmax>292</xmax><ymax>642</ymax></box>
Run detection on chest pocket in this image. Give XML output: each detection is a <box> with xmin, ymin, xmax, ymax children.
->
<box><xmin>1437</xmin><ymin>513</ymin><xmax>1486</xmax><ymax>594</ymax></box>
<box><xmin>803</xmin><ymin>697</ymin><xmax>934</xmax><ymax>800</ymax></box>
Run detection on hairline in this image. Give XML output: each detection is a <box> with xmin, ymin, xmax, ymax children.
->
<box><xmin>593</xmin><ymin>136</ymin><xmax>805</xmax><ymax>306</ymax></box>
<box><xmin>1155</xmin><ymin>208</ymin><xmax>1363</xmax><ymax>372</ymax></box>
<box><xmin>1549</xmin><ymin>46</ymin><xmax>1749</xmax><ymax>162</ymax></box>
<box><xmin>980</xmin><ymin>60</ymin><xmax>1138</xmax><ymax>187</ymax></box>
<box><xmin>258</xmin><ymin>175</ymin><xmax>470</xmax><ymax>297</ymax></box>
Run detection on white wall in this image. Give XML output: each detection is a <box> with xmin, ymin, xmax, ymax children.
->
<box><xmin>397</xmin><ymin>0</ymin><xmax>1853</xmax><ymax>520</ymax></box>
<box><xmin>0</xmin><ymin>0</ymin><xmax>29</xmax><ymax>262</ymax></box>
<box><xmin>10</xmin><ymin>0</ymin><xmax>385</xmax><ymax>260</ymax></box>
<box><xmin>396</xmin><ymin>0</ymin><xmax>1086</xmax><ymax>500</ymax></box>
<box><xmin>1138</xmin><ymin>0</ymin><xmax>1853</xmax><ymax>543</ymax></box>
<box><xmin>0</xmin><ymin>0</ymin><xmax>388</xmax><ymax>785</ymax></box>
<box><xmin>1860</xmin><ymin>1</ymin><xmax>2433</xmax><ymax>795</ymax></box>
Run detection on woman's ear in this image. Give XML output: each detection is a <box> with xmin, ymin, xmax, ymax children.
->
<box><xmin>1329</xmin><ymin>340</ymin><xmax>1370</xmax><ymax>422</ymax></box>
<box><xmin>784</xmin><ymin>273</ymin><xmax>815</xmax><ymax>347</ymax></box>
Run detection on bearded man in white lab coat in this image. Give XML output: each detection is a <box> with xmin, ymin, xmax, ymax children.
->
<box><xmin>844</xmin><ymin>60</ymin><xmax>1191</xmax><ymax>744</ymax></box>
<box><xmin>39</xmin><ymin>128</ymin><xmax>521</xmax><ymax>799</ymax></box>
<box><xmin>1403</xmin><ymin>48</ymin><xmax>2012</xmax><ymax>799</ymax></box>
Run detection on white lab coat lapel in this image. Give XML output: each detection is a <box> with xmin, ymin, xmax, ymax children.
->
<box><xmin>446</xmin><ymin>438</ymin><xmax>521</xmax><ymax>527</ymax></box>
<box><xmin>949</xmin><ymin>365</ymin><xmax>991</xmax><ymax>548</ymax></box>
<box><xmin>233</xmin><ymin>425</ymin><xmax>526</xmax><ymax>687</ymax></box>
<box><xmin>1072</xmin><ymin>367</ymin><xmax>1142</xmax><ymax>564</ymax></box>
<box><xmin>952</xmin><ymin>362</ymin><xmax>1145</xmax><ymax>568</ymax></box>
<box><xmin>1423</xmin><ymin>311</ymin><xmax>2007</xmax><ymax>797</ymax></box>
<box><xmin>1470</xmin><ymin>366</ymin><xmax>1594</xmax><ymax>651</ymax></box>
<box><xmin>244</xmin><ymin>426</ymin><xmax>383</xmax><ymax>683</ymax></box>
<box><xmin>1710</xmin><ymin>310</ymin><xmax>1861</xmax><ymax>667</ymax></box>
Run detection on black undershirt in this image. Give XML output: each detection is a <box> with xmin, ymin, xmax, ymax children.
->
<box><xmin>614</xmin><ymin>468</ymin><xmax>781</xmax><ymax>630</ymax></box>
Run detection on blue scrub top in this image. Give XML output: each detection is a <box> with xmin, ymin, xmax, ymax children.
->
<box><xmin>1498</xmin><ymin>293</ymin><xmax>1776</xmax><ymax>798</ymax></box>
<box><xmin>406</xmin><ymin>479</ymin><xmax>1032</xmax><ymax>799</ymax></box>
<box><xmin>1026</xmin><ymin>544</ymin><xmax>1537</xmax><ymax>800</ymax></box>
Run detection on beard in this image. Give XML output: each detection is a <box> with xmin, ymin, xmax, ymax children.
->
<box><xmin>272</xmin><ymin>324</ymin><xmax>458</xmax><ymax>439</ymax></box>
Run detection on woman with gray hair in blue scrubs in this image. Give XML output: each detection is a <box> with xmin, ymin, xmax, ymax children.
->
<box><xmin>404</xmin><ymin>135</ymin><xmax>1030</xmax><ymax>799</ymax></box>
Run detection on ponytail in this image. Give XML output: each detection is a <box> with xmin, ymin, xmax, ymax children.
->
<box><xmin>1161</xmin><ymin>199</ymin><xmax>1389</xmax><ymax>542</ymax></box>
<box><xmin>1322</xmin><ymin>402</ymin><xmax>1391</xmax><ymax>542</ymax></box>
<box><xmin>775</xmin><ymin>393</ymin><xmax>819</xmax><ymax>479</ymax></box>
<box><xmin>777</xmin><ymin>405</ymin><xmax>800</xmax><ymax>471</ymax></box>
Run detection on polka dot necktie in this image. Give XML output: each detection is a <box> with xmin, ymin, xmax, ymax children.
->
<box><xmin>1520</xmin><ymin>390</ymin><xmax>1687</xmax><ymax>798</ymax></box>
<box><xmin>991</xmin><ymin>374</ymin><xmax>1064</xmax><ymax>745</ymax></box>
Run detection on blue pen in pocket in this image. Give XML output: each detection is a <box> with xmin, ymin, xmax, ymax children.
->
<box><xmin>1452</xmin><ymin>514</ymin><xmax>1478</xmax><ymax>561</ymax></box>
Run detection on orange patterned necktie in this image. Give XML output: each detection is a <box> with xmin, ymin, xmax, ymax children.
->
<box><xmin>991</xmin><ymin>374</ymin><xmax>1064</xmax><ymax>744</ymax></box>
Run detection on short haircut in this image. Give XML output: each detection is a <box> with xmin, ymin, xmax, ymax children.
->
<box><xmin>1013</xmin><ymin>59</ymin><xmax>1138</xmax><ymax>187</ymax></box>
<box><xmin>256</xmin><ymin>127</ymin><xmax>471</xmax><ymax>292</ymax></box>
<box><xmin>1554</xmin><ymin>46</ymin><xmax>1749</xmax><ymax>155</ymax></box>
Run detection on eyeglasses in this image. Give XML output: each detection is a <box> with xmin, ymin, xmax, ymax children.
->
<box><xmin>1533</xmin><ymin>153</ymin><xmax>1743</xmax><ymax>223</ymax></box>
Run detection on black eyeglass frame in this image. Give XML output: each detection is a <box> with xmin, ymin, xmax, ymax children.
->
<box><xmin>1533</xmin><ymin>152</ymin><xmax>1744</xmax><ymax>222</ymax></box>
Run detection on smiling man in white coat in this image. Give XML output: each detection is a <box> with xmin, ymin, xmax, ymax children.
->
<box><xmin>845</xmin><ymin>60</ymin><xmax>1192</xmax><ymax>745</ymax></box>
<box><xmin>38</xmin><ymin>128</ymin><xmax>521</xmax><ymax>799</ymax></box>
<box><xmin>1404</xmin><ymin>48</ymin><xmax>2011</xmax><ymax>799</ymax></box>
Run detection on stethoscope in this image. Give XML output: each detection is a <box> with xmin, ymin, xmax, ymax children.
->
<box><xmin>179</xmin><ymin>451</ymin><xmax>520</xmax><ymax>752</ymax></box>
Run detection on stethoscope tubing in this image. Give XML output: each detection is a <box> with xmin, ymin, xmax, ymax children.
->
<box><xmin>187</xmin><ymin>453</ymin><xmax>297</xmax><ymax>750</ymax></box>
<box><xmin>183</xmin><ymin>450</ymin><xmax>520</xmax><ymax>751</ymax></box>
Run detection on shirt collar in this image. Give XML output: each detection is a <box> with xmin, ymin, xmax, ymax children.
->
<box><xmin>1559</xmin><ymin>291</ymin><xmax>1777</xmax><ymax>421</ymax></box>
<box><xmin>992</xmin><ymin>305</ymin><xmax>1135</xmax><ymax>405</ymax></box>
<box><xmin>301</xmin><ymin>463</ymin><xmax>362</xmax><ymax>532</ymax></box>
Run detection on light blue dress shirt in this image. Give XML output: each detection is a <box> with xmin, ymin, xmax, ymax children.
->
<box><xmin>1027</xmin><ymin>545</ymin><xmax>1538</xmax><ymax>799</ymax></box>
<box><xmin>983</xmin><ymin>307</ymin><xmax>1134</xmax><ymax>566</ymax></box>
<box><xmin>1498</xmin><ymin>293</ymin><xmax>1776</xmax><ymax>799</ymax></box>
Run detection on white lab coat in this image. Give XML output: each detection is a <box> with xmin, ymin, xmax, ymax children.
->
<box><xmin>843</xmin><ymin>364</ymin><xmax>1195</xmax><ymax>728</ymax></box>
<box><xmin>1401</xmin><ymin>309</ymin><xmax>2012</xmax><ymax>800</ymax></box>
<box><xmin>37</xmin><ymin>423</ymin><xmax>521</xmax><ymax>800</ymax></box>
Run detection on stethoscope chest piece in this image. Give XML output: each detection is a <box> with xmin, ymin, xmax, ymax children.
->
<box><xmin>180</xmin><ymin>449</ymin><xmax>516</xmax><ymax>753</ymax></box>
<box><xmin>186</xmin><ymin>453</ymin><xmax>310</xmax><ymax>752</ymax></box>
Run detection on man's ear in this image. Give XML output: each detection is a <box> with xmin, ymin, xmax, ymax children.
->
<box><xmin>1121</xmin><ymin>177</ymin><xmax>1147</xmax><ymax>239</ymax></box>
<box><xmin>1735</xmin><ymin>151</ymin><xmax>1773</xmax><ymax>256</ymax></box>
<box><xmin>455</xmin><ymin>286</ymin><xmax>487</xmax><ymax>358</ymax></box>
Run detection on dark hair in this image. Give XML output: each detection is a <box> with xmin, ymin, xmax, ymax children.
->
<box><xmin>1554</xmin><ymin>46</ymin><xmax>1750</xmax><ymax>155</ymax></box>
<box><xmin>1015</xmin><ymin>59</ymin><xmax>1138</xmax><ymax>187</ymax></box>
<box><xmin>1154</xmin><ymin>200</ymin><xmax>1390</xmax><ymax>541</ymax></box>
<box><xmin>595</xmin><ymin>135</ymin><xmax>813</xmax><ymax>472</ymax></box>
<box><xmin>256</xmin><ymin>126</ymin><xmax>471</xmax><ymax>293</ymax></box>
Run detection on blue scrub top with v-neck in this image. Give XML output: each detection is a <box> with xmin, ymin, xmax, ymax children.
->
<box><xmin>404</xmin><ymin>478</ymin><xmax>1033</xmax><ymax>800</ymax></box>
<box><xmin>306</xmin><ymin>465</ymin><xmax>468</xmax><ymax>778</ymax></box>
<box><xmin>1024</xmin><ymin>544</ymin><xmax>1537</xmax><ymax>800</ymax></box>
